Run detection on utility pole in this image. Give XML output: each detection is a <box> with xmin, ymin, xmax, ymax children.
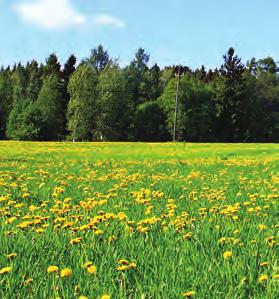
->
<box><xmin>173</xmin><ymin>65</ymin><xmax>184</xmax><ymax>142</ymax></box>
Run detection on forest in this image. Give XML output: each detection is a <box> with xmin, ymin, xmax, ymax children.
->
<box><xmin>0</xmin><ymin>46</ymin><xmax>278</xmax><ymax>142</ymax></box>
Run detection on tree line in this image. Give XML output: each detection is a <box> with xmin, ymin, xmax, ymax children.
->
<box><xmin>0</xmin><ymin>46</ymin><xmax>278</xmax><ymax>142</ymax></box>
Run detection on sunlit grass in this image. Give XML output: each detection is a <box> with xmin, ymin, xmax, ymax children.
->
<box><xmin>0</xmin><ymin>142</ymin><xmax>278</xmax><ymax>298</ymax></box>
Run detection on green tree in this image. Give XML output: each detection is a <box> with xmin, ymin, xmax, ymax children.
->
<box><xmin>216</xmin><ymin>47</ymin><xmax>249</xmax><ymax>141</ymax></box>
<box><xmin>86</xmin><ymin>45</ymin><xmax>110</xmax><ymax>72</ymax></box>
<box><xmin>7</xmin><ymin>75</ymin><xmax>63</xmax><ymax>141</ymax></box>
<box><xmin>97</xmin><ymin>62</ymin><xmax>134</xmax><ymax>141</ymax></box>
<box><xmin>124</xmin><ymin>48</ymin><xmax>150</xmax><ymax>105</ymax></box>
<box><xmin>67</xmin><ymin>63</ymin><xmax>99</xmax><ymax>141</ymax></box>
<box><xmin>159</xmin><ymin>74</ymin><xmax>216</xmax><ymax>141</ymax></box>
<box><xmin>0</xmin><ymin>70</ymin><xmax>13</xmax><ymax>139</ymax></box>
<box><xmin>34</xmin><ymin>74</ymin><xmax>63</xmax><ymax>140</ymax></box>
<box><xmin>135</xmin><ymin>101</ymin><xmax>169</xmax><ymax>141</ymax></box>
<box><xmin>61</xmin><ymin>55</ymin><xmax>77</xmax><ymax>135</ymax></box>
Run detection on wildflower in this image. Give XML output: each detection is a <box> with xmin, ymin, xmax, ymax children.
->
<box><xmin>60</xmin><ymin>268</ymin><xmax>72</xmax><ymax>278</ymax></box>
<box><xmin>78</xmin><ymin>296</ymin><xmax>88</xmax><ymax>299</ymax></box>
<box><xmin>0</xmin><ymin>267</ymin><xmax>12</xmax><ymax>274</ymax></box>
<box><xmin>258</xmin><ymin>224</ymin><xmax>267</xmax><ymax>231</ymax></box>
<box><xmin>129</xmin><ymin>262</ymin><xmax>137</xmax><ymax>269</ymax></box>
<box><xmin>258</xmin><ymin>274</ymin><xmax>268</xmax><ymax>283</ymax></box>
<box><xmin>118</xmin><ymin>259</ymin><xmax>129</xmax><ymax>265</ymax></box>
<box><xmin>94</xmin><ymin>229</ymin><xmax>104</xmax><ymax>235</ymax></box>
<box><xmin>117</xmin><ymin>265</ymin><xmax>129</xmax><ymax>271</ymax></box>
<box><xmin>183</xmin><ymin>232</ymin><xmax>193</xmax><ymax>240</ymax></box>
<box><xmin>223</xmin><ymin>251</ymin><xmax>233</xmax><ymax>260</ymax></box>
<box><xmin>47</xmin><ymin>266</ymin><xmax>59</xmax><ymax>273</ymax></box>
<box><xmin>260</xmin><ymin>262</ymin><xmax>269</xmax><ymax>267</ymax></box>
<box><xmin>101</xmin><ymin>295</ymin><xmax>111</xmax><ymax>299</ymax></box>
<box><xmin>182</xmin><ymin>291</ymin><xmax>195</xmax><ymax>297</ymax></box>
<box><xmin>70</xmin><ymin>237</ymin><xmax>82</xmax><ymax>245</ymax></box>
<box><xmin>87</xmin><ymin>265</ymin><xmax>97</xmax><ymax>275</ymax></box>
<box><xmin>24</xmin><ymin>278</ymin><xmax>33</xmax><ymax>285</ymax></box>
<box><xmin>83</xmin><ymin>261</ymin><xmax>93</xmax><ymax>268</ymax></box>
<box><xmin>6</xmin><ymin>253</ymin><xmax>17</xmax><ymax>259</ymax></box>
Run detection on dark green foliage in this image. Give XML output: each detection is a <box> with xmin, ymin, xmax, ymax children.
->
<box><xmin>0</xmin><ymin>70</ymin><xmax>13</xmax><ymax>138</ymax></box>
<box><xmin>0</xmin><ymin>46</ymin><xmax>278</xmax><ymax>142</ymax></box>
<box><xmin>135</xmin><ymin>101</ymin><xmax>169</xmax><ymax>142</ymax></box>
<box><xmin>160</xmin><ymin>75</ymin><xmax>216</xmax><ymax>141</ymax></box>
<box><xmin>96</xmin><ymin>62</ymin><xmax>134</xmax><ymax>141</ymax></box>
<box><xmin>67</xmin><ymin>63</ymin><xmax>99</xmax><ymax>141</ymax></box>
<box><xmin>7</xmin><ymin>75</ymin><xmax>63</xmax><ymax>140</ymax></box>
<box><xmin>216</xmin><ymin>48</ymin><xmax>250</xmax><ymax>142</ymax></box>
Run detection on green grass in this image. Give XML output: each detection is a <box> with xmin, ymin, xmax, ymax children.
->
<box><xmin>0</xmin><ymin>142</ymin><xmax>278</xmax><ymax>299</ymax></box>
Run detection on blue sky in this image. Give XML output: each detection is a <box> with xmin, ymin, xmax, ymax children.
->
<box><xmin>1</xmin><ymin>0</ymin><xmax>279</xmax><ymax>69</ymax></box>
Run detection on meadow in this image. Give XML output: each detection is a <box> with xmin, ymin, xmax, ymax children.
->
<box><xmin>0</xmin><ymin>142</ymin><xmax>278</xmax><ymax>299</ymax></box>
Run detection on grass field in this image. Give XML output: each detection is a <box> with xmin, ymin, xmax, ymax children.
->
<box><xmin>0</xmin><ymin>142</ymin><xmax>278</xmax><ymax>299</ymax></box>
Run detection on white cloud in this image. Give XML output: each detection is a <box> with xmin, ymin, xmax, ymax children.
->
<box><xmin>14</xmin><ymin>0</ymin><xmax>86</xmax><ymax>29</ymax></box>
<box><xmin>94</xmin><ymin>14</ymin><xmax>126</xmax><ymax>28</ymax></box>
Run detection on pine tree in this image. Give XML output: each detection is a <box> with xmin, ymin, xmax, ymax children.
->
<box><xmin>216</xmin><ymin>47</ymin><xmax>249</xmax><ymax>141</ymax></box>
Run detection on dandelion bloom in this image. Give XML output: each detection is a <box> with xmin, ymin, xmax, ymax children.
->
<box><xmin>182</xmin><ymin>291</ymin><xmax>195</xmax><ymax>297</ymax></box>
<box><xmin>94</xmin><ymin>229</ymin><xmax>104</xmax><ymax>235</ymax></box>
<box><xmin>260</xmin><ymin>262</ymin><xmax>269</xmax><ymax>267</ymax></box>
<box><xmin>47</xmin><ymin>266</ymin><xmax>59</xmax><ymax>273</ymax></box>
<box><xmin>70</xmin><ymin>237</ymin><xmax>82</xmax><ymax>245</ymax></box>
<box><xmin>101</xmin><ymin>295</ymin><xmax>111</xmax><ymax>299</ymax></box>
<box><xmin>183</xmin><ymin>232</ymin><xmax>193</xmax><ymax>240</ymax></box>
<box><xmin>117</xmin><ymin>265</ymin><xmax>129</xmax><ymax>271</ymax></box>
<box><xmin>6</xmin><ymin>253</ymin><xmax>17</xmax><ymax>259</ymax></box>
<box><xmin>78</xmin><ymin>296</ymin><xmax>88</xmax><ymax>299</ymax></box>
<box><xmin>0</xmin><ymin>267</ymin><xmax>12</xmax><ymax>274</ymax></box>
<box><xmin>129</xmin><ymin>262</ymin><xmax>137</xmax><ymax>269</ymax></box>
<box><xmin>118</xmin><ymin>259</ymin><xmax>129</xmax><ymax>265</ymax></box>
<box><xmin>87</xmin><ymin>265</ymin><xmax>97</xmax><ymax>275</ymax></box>
<box><xmin>223</xmin><ymin>251</ymin><xmax>233</xmax><ymax>259</ymax></box>
<box><xmin>60</xmin><ymin>268</ymin><xmax>72</xmax><ymax>278</ymax></box>
<box><xmin>258</xmin><ymin>224</ymin><xmax>267</xmax><ymax>231</ymax></box>
<box><xmin>83</xmin><ymin>261</ymin><xmax>93</xmax><ymax>268</ymax></box>
<box><xmin>24</xmin><ymin>278</ymin><xmax>33</xmax><ymax>285</ymax></box>
<box><xmin>258</xmin><ymin>274</ymin><xmax>268</xmax><ymax>283</ymax></box>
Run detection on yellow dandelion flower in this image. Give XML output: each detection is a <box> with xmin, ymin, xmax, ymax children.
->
<box><xmin>223</xmin><ymin>251</ymin><xmax>233</xmax><ymax>259</ymax></box>
<box><xmin>101</xmin><ymin>295</ymin><xmax>111</xmax><ymax>299</ymax></box>
<box><xmin>117</xmin><ymin>265</ymin><xmax>129</xmax><ymax>271</ymax></box>
<box><xmin>94</xmin><ymin>229</ymin><xmax>104</xmax><ymax>235</ymax></box>
<box><xmin>24</xmin><ymin>278</ymin><xmax>33</xmax><ymax>285</ymax></box>
<box><xmin>47</xmin><ymin>266</ymin><xmax>59</xmax><ymax>273</ymax></box>
<box><xmin>258</xmin><ymin>224</ymin><xmax>267</xmax><ymax>231</ymax></box>
<box><xmin>0</xmin><ymin>267</ymin><xmax>12</xmax><ymax>274</ymax></box>
<box><xmin>87</xmin><ymin>265</ymin><xmax>97</xmax><ymax>275</ymax></box>
<box><xmin>129</xmin><ymin>262</ymin><xmax>137</xmax><ymax>269</ymax></box>
<box><xmin>182</xmin><ymin>291</ymin><xmax>195</xmax><ymax>297</ymax></box>
<box><xmin>60</xmin><ymin>268</ymin><xmax>72</xmax><ymax>278</ymax></box>
<box><xmin>118</xmin><ymin>259</ymin><xmax>130</xmax><ymax>265</ymax></box>
<box><xmin>6</xmin><ymin>253</ymin><xmax>17</xmax><ymax>259</ymax></box>
<box><xmin>260</xmin><ymin>262</ymin><xmax>269</xmax><ymax>267</ymax></box>
<box><xmin>258</xmin><ymin>274</ymin><xmax>268</xmax><ymax>283</ymax></box>
<box><xmin>183</xmin><ymin>232</ymin><xmax>193</xmax><ymax>240</ymax></box>
<box><xmin>83</xmin><ymin>261</ymin><xmax>93</xmax><ymax>268</ymax></box>
<box><xmin>70</xmin><ymin>237</ymin><xmax>82</xmax><ymax>245</ymax></box>
<box><xmin>78</xmin><ymin>296</ymin><xmax>88</xmax><ymax>299</ymax></box>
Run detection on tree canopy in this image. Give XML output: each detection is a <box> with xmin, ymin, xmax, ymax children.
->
<box><xmin>0</xmin><ymin>46</ymin><xmax>278</xmax><ymax>142</ymax></box>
